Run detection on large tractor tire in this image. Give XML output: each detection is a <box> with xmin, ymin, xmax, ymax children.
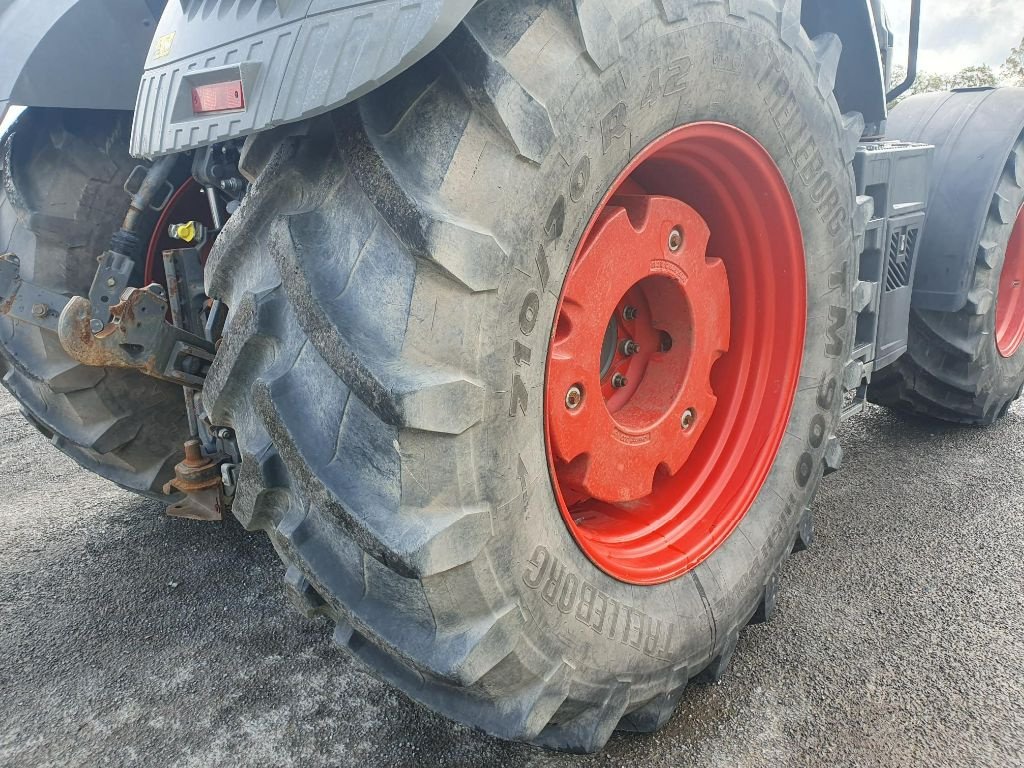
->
<box><xmin>0</xmin><ymin>108</ymin><xmax>188</xmax><ymax>495</ymax></box>
<box><xmin>206</xmin><ymin>0</ymin><xmax>862</xmax><ymax>751</ymax></box>
<box><xmin>870</xmin><ymin>88</ymin><xmax>1024</xmax><ymax>424</ymax></box>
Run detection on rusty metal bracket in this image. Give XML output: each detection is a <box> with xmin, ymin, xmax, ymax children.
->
<box><xmin>3</xmin><ymin>253</ymin><xmax>214</xmax><ymax>389</ymax></box>
<box><xmin>0</xmin><ymin>253</ymin><xmax>70</xmax><ymax>333</ymax></box>
<box><xmin>57</xmin><ymin>288</ymin><xmax>215</xmax><ymax>388</ymax></box>
<box><xmin>164</xmin><ymin>439</ymin><xmax>227</xmax><ymax>521</ymax></box>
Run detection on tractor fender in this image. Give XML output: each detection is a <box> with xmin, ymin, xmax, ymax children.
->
<box><xmin>886</xmin><ymin>88</ymin><xmax>1024</xmax><ymax>312</ymax></box>
<box><xmin>130</xmin><ymin>0</ymin><xmax>480</xmax><ymax>159</ymax></box>
<box><xmin>0</xmin><ymin>0</ymin><xmax>161</xmax><ymax>120</ymax></box>
<box><xmin>131</xmin><ymin>0</ymin><xmax>889</xmax><ymax>159</ymax></box>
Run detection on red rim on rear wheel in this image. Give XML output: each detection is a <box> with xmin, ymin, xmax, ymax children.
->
<box><xmin>544</xmin><ymin>123</ymin><xmax>807</xmax><ymax>585</ymax></box>
<box><xmin>996</xmin><ymin>205</ymin><xmax>1024</xmax><ymax>358</ymax></box>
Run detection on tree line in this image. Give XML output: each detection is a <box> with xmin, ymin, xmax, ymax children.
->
<box><xmin>891</xmin><ymin>35</ymin><xmax>1024</xmax><ymax>102</ymax></box>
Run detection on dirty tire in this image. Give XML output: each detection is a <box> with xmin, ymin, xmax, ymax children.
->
<box><xmin>206</xmin><ymin>0</ymin><xmax>858</xmax><ymax>751</ymax></box>
<box><xmin>870</xmin><ymin>89</ymin><xmax>1024</xmax><ymax>425</ymax></box>
<box><xmin>0</xmin><ymin>108</ymin><xmax>188</xmax><ymax>495</ymax></box>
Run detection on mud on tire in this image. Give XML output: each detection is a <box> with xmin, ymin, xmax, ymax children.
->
<box><xmin>206</xmin><ymin>0</ymin><xmax>861</xmax><ymax>751</ymax></box>
<box><xmin>0</xmin><ymin>109</ymin><xmax>188</xmax><ymax>495</ymax></box>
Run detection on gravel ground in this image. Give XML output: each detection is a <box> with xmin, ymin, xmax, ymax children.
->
<box><xmin>1</xmin><ymin>386</ymin><xmax>1022</xmax><ymax>768</ymax></box>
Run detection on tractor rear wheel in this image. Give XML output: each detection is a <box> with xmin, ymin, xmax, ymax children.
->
<box><xmin>870</xmin><ymin>89</ymin><xmax>1024</xmax><ymax>424</ymax></box>
<box><xmin>0</xmin><ymin>109</ymin><xmax>189</xmax><ymax>495</ymax></box>
<box><xmin>206</xmin><ymin>0</ymin><xmax>862</xmax><ymax>750</ymax></box>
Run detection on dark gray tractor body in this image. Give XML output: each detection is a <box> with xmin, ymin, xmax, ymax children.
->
<box><xmin>130</xmin><ymin>0</ymin><xmax>477</xmax><ymax>158</ymax></box>
<box><xmin>129</xmin><ymin>0</ymin><xmax>892</xmax><ymax>159</ymax></box>
<box><xmin>0</xmin><ymin>0</ymin><xmax>163</xmax><ymax>123</ymax></box>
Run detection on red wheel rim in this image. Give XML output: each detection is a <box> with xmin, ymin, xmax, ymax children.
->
<box><xmin>144</xmin><ymin>178</ymin><xmax>215</xmax><ymax>287</ymax></box>
<box><xmin>996</xmin><ymin>205</ymin><xmax>1024</xmax><ymax>358</ymax></box>
<box><xmin>544</xmin><ymin>123</ymin><xmax>806</xmax><ymax>585</ymax></box>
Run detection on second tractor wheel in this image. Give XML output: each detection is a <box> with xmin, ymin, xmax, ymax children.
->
<box><xmin>870</xmin><ymin>88</ymin><xmax>1024</xmax><ymax>424</ymax></box>
<box><xmin>0</xmin><ymin>109</ymin><xmax>192</xmax><ymax>495</ymax></box>
<box><xmin>204</xmin><ymin>0</ymin><xmax>861</xmax><ymax>751</ymax></box>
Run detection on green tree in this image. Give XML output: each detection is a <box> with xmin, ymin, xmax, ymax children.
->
<box><xmin>1002</xmin><ymin>37</ymin><xmax>1024</xmax><ymax>86</ymax></box>
<box><xmin>946</xmin><ymin>64</ymin><xmax>999</xmax><ymax>89</ymax></box>
<box><xmin>889</xmin><ymin>64</ymin><xmax>999</xmax><ymax>105</ymax></box>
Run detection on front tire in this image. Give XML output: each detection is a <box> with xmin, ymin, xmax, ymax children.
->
<box><xmin>870</xmin><ymin>89</ymin><xmax>1024</xmax><ymax>424</ymax></box>
<box><xmin>207</xmin><ymin>0</ymin><xmax>861</xmax><ymax>750</ymax></box>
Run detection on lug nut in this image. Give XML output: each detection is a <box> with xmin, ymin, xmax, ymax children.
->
<box><xmin>89</xmin><ymin>318</ymin><xmax>104</xmax><ymax>334</ymax></box>
<box><xmin>681</xmin><ymin>408</ymin><xmax>696</xmax><ymax>430</ymax></box>
<box><xmin>612</xmin><ymin>373</ymin><xmax>628</xmax><ymax>389</ymax></box>
<box><xmin>622</xmin><ymin>306</ymin><xmax>638</xmax><ymax>321</ymax></box>
<box><xmin>106</xmin><ymin>277</ymin><xmax>117</xmax><ymax>288</ymax></box>
<box><xmin>31</xmin><ymin>303</ymin><xmax>48</xmax><ymax>318</ymax></box>
<box><xmin>620</xmin><ymin>339</ymin><xmax>640</xmax><ymax>357</ymax></box>
<box><xmin>668</xmin><ymin>227</ymin><xmax>683</xmax><ymax>252</ymax></box>
<box><xmin>565</xmin><ymin>385</ymin><xmax>583</xmax><ymax>410</ymax></box>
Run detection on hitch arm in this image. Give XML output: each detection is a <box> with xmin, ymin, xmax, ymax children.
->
<box><xmin>0</xmin><ymin>253</ymin><xmax>71</xmax><ymax>332</ymax></box>
<box><xmin>1</xmin><ymin>253</ymin><xmax>214</xmax><ymax>389</ymax></box>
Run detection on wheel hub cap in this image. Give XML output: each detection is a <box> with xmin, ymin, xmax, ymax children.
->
<box><xmin>547</xmin><ymin>196</ymin><xmax>730</xmax><ymax>503</ymax></box>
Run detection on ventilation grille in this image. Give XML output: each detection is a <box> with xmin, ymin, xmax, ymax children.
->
<box><xmin>885</xmin><ymin>227</ymin><xmax>917</xmax><ymax>292</ymax></box>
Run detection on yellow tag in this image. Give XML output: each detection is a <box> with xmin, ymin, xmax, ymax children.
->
<box><xmin>154</xmin><ymin>32</ymin><xmax>176</xmax><ymax>60</ymax></box>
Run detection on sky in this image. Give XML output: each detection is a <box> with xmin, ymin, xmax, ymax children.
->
<box><xmin>887</xmin><ymin>0</ymin><xmax>1024</xmax><ymax>77</ymax></box>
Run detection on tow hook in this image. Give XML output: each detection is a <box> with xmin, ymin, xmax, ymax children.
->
<box><xmin>0</xmin><ymin>253</ymin><xmax>214</xmax><ymax>388</ymax></box>
<box><xmin>164</xmin><ymin>439</ymin><xmax>230</xmax><ymax>521</ymax></box>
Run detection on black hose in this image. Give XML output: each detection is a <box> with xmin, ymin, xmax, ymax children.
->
<box><xmin>122</xmin><ymin>154</ymin><xmax>178</xmax><ymax>234</ymax></box>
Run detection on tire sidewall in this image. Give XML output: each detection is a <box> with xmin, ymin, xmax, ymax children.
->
<box><xmin>478</xmin><ymin>6</ymin><xmax>855</xmax><ymax>676</ymax></box>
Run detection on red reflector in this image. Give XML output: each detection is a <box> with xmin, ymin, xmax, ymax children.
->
<box><xmin>191</xmin><ymin>81</ymin><xmax>245</xmax><ymax>114</ymax></box>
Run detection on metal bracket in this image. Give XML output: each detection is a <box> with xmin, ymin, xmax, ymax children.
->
<box><xmin>162</xmin><ymin>247</ymin><xmax>208</xmax><ymax>336</ymax></box>
<box><xmin>3</xmin><ymin>251</ymin><xmax>214</xmax><ymax>390</ymax></box>
<box><xmin>88</xmin><ymin>248</ymin><xmax>136</xmax><ymax>322</ymax></box>
<box><xmin>57</xmin><ymin>288</ymin><xmax>215</xmax><ymax>388</ymax></box>
<box><xmin>164</xmin><ymin>439</ymin><xmax>228</xmax><ymax>521</ymax></box>
<box><xmin>0</xmin><ymin>253</ymin><xmax>70</xmax><ymax>332</ymax></box>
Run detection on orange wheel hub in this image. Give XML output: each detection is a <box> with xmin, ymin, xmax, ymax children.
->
<box><xmin>544</xmin><ymin>123</ymin><xmax>806</xmax><ymax>585</ymax></box>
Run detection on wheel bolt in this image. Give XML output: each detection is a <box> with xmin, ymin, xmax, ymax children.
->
<box><xmin>681</xmin><ymin>408</ymin><xmax>696</xmax><ymax>430</ymax></box>
<box><xmin>565</xmin><ymin>385</ymin><xmax>583</xmax><ymax>410</ymax></box>
<box><xmin>620</xmin><ymin>339</ymin><xmax>640</xmax><ymax>356</ymax></box>
<box><xmin>668</xmin><ymin>227</ymin><xmax>683</xmax><ymax>252</ymax></box>
<box><xmin>622</xmin><ymin>306</ymin><xmax>638</xmax><ymax>321</ymax></box>
<box><xmin>31</xmin><ymin>303</ymin><xmax>48</xmax><ymax>318</ymax></box>
<box><xmin>612</xmin><ymin>373</ymin><xmax>628</xmax><ymax>389</ymax></box>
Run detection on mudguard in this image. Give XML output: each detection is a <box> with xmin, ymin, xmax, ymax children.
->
<box><xmin>130</xmin><ymin>0</ymin><xmax>476</xmax><ymax>159</ymax></box>
<box><xmin>886</xmin><ymin>88</ymin><xmax>1024</xmax><ymax>312</ymax></box>
<box><xmin>0</xmin><ymin>0</ymin><xmax>161</xmax><ymax>121</ymax></box>
<box><xmin>131</xmin><ymin>0</ymin><xmax>892</xmax><ymax>159</ymax></box>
